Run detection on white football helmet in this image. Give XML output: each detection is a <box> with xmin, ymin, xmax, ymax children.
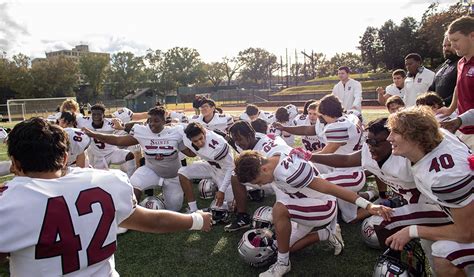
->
<box><xmin>238</xmin><ymin>228</ymin><xmax>277</xmax><ymax>267</ymax></box>
<box><xmin>361</xmin><ymin>216</ymin><xmax>382</xmax><ymax>249</ymax></box>
<box><xmin>209</xmin><ymin>199</ymin><xmax>231</xmax><ymax>224</ymax></box>
<box><xmin>139</xmin><ymin>195</ymin><xmax>166</xmax><ymax>210</ymax></box>
<box><xmin>373</xmin><ymin>240</ymin><xmax>426</xmax><ymax>277</ymax></box>
<box><xmin>252</xmin><ymin>206</ymin><xmax>273</xmax><ymax>229</ymax></box>
<box><xmin>247</xmin><ymin>188</ymin><xmax>265</xmax><ymax>202</ymax></box>
<box><xmin>198</xmin><ymin>179</ymin><xmax>218</xmax><ymax>199</ymax></box>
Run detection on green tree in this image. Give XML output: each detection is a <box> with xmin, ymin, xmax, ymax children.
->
<box><xmin>222</xmin><ymin>56</ymin><xmax>242</xmax><ymax>86</ymax></box>
<box><xmin>79</xmin><ymin>54</ymin><xmax>110</xmax><ymax>99</ymax></box>
<box><xmin>203</xmin><ymin>62</ymin><xmax>226</xmax><ymax>87</ymax></box>
<box><xmin>238</xmin><ymin>47</ymin><xmax>278</xmax><ymax>87</ymax></box>
<box><xmin>108</xmin><ymin>52</ymin><xmax>144</xmax><ymax>98</ymax></box>
<box><xmin>161</xmin><ymin>47</ymin><xmax>205</xmax><ymax>90</ymax></box>
<box><xmin>358</xmin><ymin>26</ymin><xmax>382</xmax><ymax>72</ymax></box>
<box><xmin>328</xmin><ymin>52</ymin><xmax>366</xmax><ymax>75</ymax></box>
<box><xmin>4</xmin><ymin>53</ymin><xmax>34</xmax><ymax>98</ymax></box>
<box><xmin>31</xmin><ymin>56</ymin><xmax>79</xmax><ymax>97</ymax></box>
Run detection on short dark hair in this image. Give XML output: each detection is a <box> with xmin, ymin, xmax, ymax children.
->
<box><xmin>251</xmin><ymin>118</ymin><xmax>268</xmax><ymax>134</ymax></box>
<box><xmin>404</xmin><ymin>53</ymin><xmax>422</xmax><ymax>62</ymax></box>
<box><xmin>448</xmin><ymin>16</ymin><xmax>474</xmax><ymax>36</ymax></box>
<box><xmin>307</xmin><ymin>101</ymin><xmax>319</xmax><ymax>111</ymax></box>
<box><xmin>59</xmin><ymin>111</ymin><xmax>77</xmax><ymax>126</ymax></box>
<box><xmin>392</xmin><ymin>69</ymin><xmax>407</xmax><ymax>78</ymax></box>
<box><xmin>7</xmin><ymin>117</ymin><xmax>68</xmax><ymax>173</ymax></box>
<box><xmin>184</xmin><ymin>122</ymin><xmax>206</xmax><ymax>140</ymax></box>
<box><xmin>234</xmin><ymin>150</ymin><xmax>265</xmax><ymax>184</ymax></box>
<box><xmin>367</xmin><ymin>117</ymin><xmax>389</xmax><ymax>136</ymax></box>
<box><xmin>245</xmin><ymin>104</ymin><xmax>260</xmax><ymax>116</ymax></box>
<box><xmin>386</xmin><ymin>95</ymin><xmax>405</xmax><ymax>109</ymax></box>
<box><xmin>275</xmin><ymin>107</ymin><xmax>290</xmax><ymax>122</ymax></box>
<box><xmin>200</xmin><ymin>99</ymin><xmax>216</xmax><ymax>108</ymax></box>
<box><xmin>303</xmin><ymin>99</ymin><xmax>316</xmax><ymax>115</ymax></box>
<box><xmin>318</xmin><ymin>95</ymin><xmax>343</xmax><ymax>118</ymax></box>
<box><xmin>416</xmin><ymin>92</ymin><xmax>445</xmax><ymax>108</ymax></box>
<box><xmin>91</xmin><ymin>103</ymin><xmax>106</xmax><ymax>113</ymax></box>
<box><xmin>229</xmin><ymin>121</ymin><xmax>255</xmax><ymax>140</ymax></box>
<box><xmin>338</xmin><ymin>66</ymin><xmax>350</xmax><ymax>73</ymax></box>
<box><xmin>148</xmin><ymin>106</ymin><xmax>166</xmax><ymax>120</ymax></box>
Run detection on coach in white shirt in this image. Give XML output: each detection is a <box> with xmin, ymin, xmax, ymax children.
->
<box><xmin>331</xmin><ymin>66</ymin><xmax>362</xmax><ymax>113</ymax></box>
<box><xmin>403</xmin><ymin>53</ymin><xmax>435</xmax><ymax>107</ymax></box>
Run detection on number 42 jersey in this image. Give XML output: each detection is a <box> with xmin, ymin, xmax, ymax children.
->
<box><xmin>0</xmin><ymin>167</ymin><xmax>136</xmax><ymax>277</ymax></box>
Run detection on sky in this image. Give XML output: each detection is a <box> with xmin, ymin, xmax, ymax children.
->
<box><xmin>0</xmin><ymin>0</ymin><xmax>457</xmax><ymax>63</ymax></box>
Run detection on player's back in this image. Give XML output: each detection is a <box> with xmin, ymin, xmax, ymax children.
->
<box><xmin>324</xmin><ymin>115</ymin><xmax>362</xmax><ymax>154</ymax></box>
<box><xmin>0</xmin><ymin>167</ymin><xmax>135</xmax><ymax>276</ymax></box>
<box><xmin>64</xmin><ymin>127</ymin><xmax>92</xmax><ymax>166</ymax></box>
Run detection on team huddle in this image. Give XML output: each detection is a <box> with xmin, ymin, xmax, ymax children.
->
<box><xmin>0</xmin><ymin>17</ymin><xmax>473</xmax><ymax>277</ymax></box>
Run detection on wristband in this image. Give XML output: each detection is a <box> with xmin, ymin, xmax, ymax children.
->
<box><xmin>355</xmin><ymin>197</ymin><xmax>371</xmax><ymax>209</ymax></box>
<box><xmin>190</xmin><ymin>212</ymin><xmax>204</xmax><ymax>230</ymax></box>
<box><xmin>409</xmin><ymin>225</ymin><xmax>419</xmax><ymax>238</ymax></box>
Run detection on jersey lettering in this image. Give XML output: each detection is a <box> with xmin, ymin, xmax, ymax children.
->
<box><xmin>208</xmin><ymin>139</ymin><xmax>219</xmax><ymax>149</ymax></box>
<box><xmin>93</xmin><ymin>138</ymin><xmax>106</xmax><ymax>150</ymax></box>
<box><xmin>73</xmin><ymin>131</ymin><xmax>84</xmax><ymax>142</ymax></box>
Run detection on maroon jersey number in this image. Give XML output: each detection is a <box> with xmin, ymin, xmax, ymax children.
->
<box><xmin>35</xmin><ymin>188</ymin><xmax>116</xmax><ymax>275</ymax></box>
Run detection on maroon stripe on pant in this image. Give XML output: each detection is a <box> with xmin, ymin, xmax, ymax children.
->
<box><xmin>327</xmin><ymin>172</ymin><xmax>364</xmax><ymax>188</ymax></box>
<box><xmin>289</xmin><ymin>205</ymin><xmax>336</xmax><ymax>221</ymax></box>
<box><xmin>286</xmin><ymin>201</ymin><xmax>334</xmax><ymax>213</ymax></box>
<box><xmin>446</xmin><ymin>248</ymin><xmax>474</xmax><ymax>262</ymax></box>
<box><xmin>325</xmin><ymin>172</ymin><xmax>358</xmax><ymax>182</ymax></box>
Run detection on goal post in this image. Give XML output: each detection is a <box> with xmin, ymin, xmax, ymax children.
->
<box><xmin>7</xmin><ymin>97</ymin><xmax>76</xmax><ymax>123</ymax></box>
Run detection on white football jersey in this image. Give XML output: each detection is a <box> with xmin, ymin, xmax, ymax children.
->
<box><xmin>169</xmin><ymin>111</ymin><xmax>188</xmax><ymax>123</ymax></box>
<box><xmin>188</xmin><ymin>113</ymin><xmax>234</xmax><ymax>133</ymax></box>
<box><xmin>285</xmin><ymin>104</ymin><xmax>299</xmax><ymax>121</ymax></box>
<box><xmin>0</xmin><ymin>168</ymin><xmax>136</xmax><ymax>276</ymax></box>
<box><xmin>112</xmin><ymin>107</ymin><xmax>134</xmax><ymax>123</ymax></box>
<box><xmin>130</xmin><ymin>124</ymin><xmax>185</xmax><ymax>178</ymax></box>
<box><xmin>239</xmin><ymin>111</ymin><xmax>275</xmax><ymax>124</ymax></box>
<box><xmin>268</xmin><ymin>120</ymin><xmax>296</xmax><ymax>146</ymax></box>
<box><xmin>294</xmin><ymin>114</ymin><xmax>326</xmax><ymax>152</ymax></box>
<box><xmin>411</xmin><ymin>130</ymin><xmax>473</xmax><ymax>209</ymax></box>
<box><xmin>273</xmin><ymin>153</ymin><xmax>334</xmax><ymax>201</ymax></box>
<box><xmin>183</xmin><ymin>130</ymin><xmax>234</xmax><ymax>169</ymax></box>
<box><xmin>385</xmin><ymin>84</ymin><xmax>406</xmax><ymax>98</ymax></box>
<box><xmin>323</xmin><ymin>115</ymin><xmax>363</xmax><ymax>154</ymax></box>
<box><xmin>64</xmin><ymin>127</ymin><xmax>92</xmax><ymax>166</ymax></box>
<box><xmin>403</xmin><ymin>68</ymin><xmax>435</xmax><ymax>107</ymax></box>
<box><xmin>77</xmin><ymin>117</ymin><xmax>120</xmax><ymax>157</ymax></box>
<box><xmin>361</xmin><ymin>143</ymin><xmax>427</xmax><ymax>204</ymax></box>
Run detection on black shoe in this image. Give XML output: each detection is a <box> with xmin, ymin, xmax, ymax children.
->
<box><xmin>224</xmin><ymin>213</ymin><xmax>251</xmax><ymax>232</ymax></box>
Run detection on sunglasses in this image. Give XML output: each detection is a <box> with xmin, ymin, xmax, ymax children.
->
<box><xmin>365</xmin><ymin>138</ymin><xmax>388</xmax><ymax>146</ymax></box>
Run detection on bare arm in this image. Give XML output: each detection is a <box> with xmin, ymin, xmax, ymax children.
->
<box><xmin>310</xmin><ymin>150</ymin><xmax>362</xmax><ymax>167</ymax></box>
<box><xmin>82</xmin><ymin>128</ymin><xmax>139</xmax><ymax>147</ymax></box>
<box><xmin>386</xmin><ymin>201</ymin><xmax>474</xmax><ymax>250</ymax></box>
<box><xmin>273</xmin><ymin>122</ymin><xmax>316</xmax><ymax>136</ymax></box>
<box><xmin>376</xmin><ymin>87</ymin><xmax>390</xmax><ymax>106</ymax></box>
<box><xmin>316</xmin><ymin>142</ymin><xmax>342</xmax><ymax>154</ymax></box>
<box><xmin>181</xmin><ymin>147</ymin><xmax>197</xmax><ymax>157</ymax></box>
<box><xmin>131</xmin><ymin>112</ymin><xmax>148</xmax><ymax>121</ymax></box>
<box><xmin>120</xmin><ymin>206</ymin><xmax>212</xmax><ymax>233</ymax></box>
<box><xmin>438</xmin><ymin>87</ymin><xmax>458</xmax><ymax>116</ymax></box>
<box><xmin>76</xmin><ymin>153</ymin><xmax>86</xmax><ymax>168</ymax></box>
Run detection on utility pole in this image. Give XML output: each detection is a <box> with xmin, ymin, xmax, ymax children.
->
<box><xmin>280</xmin><ymin>55</ymin><xmax>283</xmax><ymax>84</ymax></box>
<box><xmin>294</xmin><ymin>49</ymin><xmax>299</xmax><ymax>86</ymax></box>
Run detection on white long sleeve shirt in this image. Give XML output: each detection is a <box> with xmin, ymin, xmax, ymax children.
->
<box><xmin>331</xmin><ymin>78</ymin><xmax>362</xmax><ymax>112</ymax></box>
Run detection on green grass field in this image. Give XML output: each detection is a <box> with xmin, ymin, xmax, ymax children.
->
<box><xmin>0</xmin><ymin>109</ymin><xmax>389</xmax><ymax>276</ymax></box>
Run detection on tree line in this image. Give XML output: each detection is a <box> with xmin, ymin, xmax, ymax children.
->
<box><xmin>0</xmin><ymin>2</ymin><xmax>468</xmax><ymax>102</ymax></box>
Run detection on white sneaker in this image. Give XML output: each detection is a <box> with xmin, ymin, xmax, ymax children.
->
<box><xmin>259</xmin><ymin>261</ymin><xmax>291</xmax><ymax>277</ymax></box>
<box><xmin>117</xmin><ymin>227</ymin><xmax>128</xmax><ymax>235</ymax></box>
<box><xmin>328</xmin><ymin>224</ymin><xmax>344</xmax><ymax>255</ymax></box>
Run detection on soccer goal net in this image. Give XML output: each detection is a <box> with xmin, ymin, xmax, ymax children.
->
<box><xmin>7</xmin><ymin>97</ymin><xmax>76</xmax><ymax>122</ymax></box>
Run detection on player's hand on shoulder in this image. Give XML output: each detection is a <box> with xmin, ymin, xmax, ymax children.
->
<box><xmin>111</xmin><ymin>118</ymin><xmax>124</xmax><ymax>130</ymax></box>
<box><xmin>81</xmin><ymin>127</ymin><xmax>96</xmax><ymax>137</ymax></box>
<box><xmin>272</xmin><ymin>122</ymin><xmax>284</xmax><ymax>130</ymax></box>
<box><xmin>196</xmin><ymin>210</ymin><xmax>213</xmax><ymax>232</ymax></box>
<box><xmin>367</xmin><ymin>204</ymin><xmax>393</xmax><ymax>221</ymax></box>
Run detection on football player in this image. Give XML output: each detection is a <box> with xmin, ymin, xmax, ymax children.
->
<box><xmin>82</xmin><ymin>107</ymin><xmax>188</xmax><ymax>212</ymax></box>
<box><xmin>77</xmin><ymin>104</ymin><xmax>136</xmax><ymax>176</ymax></box>
<box><xmin>385</xmin><ymin>106</ymin><xmax>473</xmax><ymax>276</ymax></box>
<box><xmin>274</xmin><ymin>95</ymin><xmax>366</xmax><ymax>223</ymax></box>
<box><xmin>58</xmin><ymin>111</ymin><xmax>91</xmax><ymax>168</ymax></box>
<box><xmin>178</xmin><ymin>122</ymin><xmax>235</xmax><ymax>212</ymax></box>
<box><xmin>239</xmin><ymin>104</ymin><xmax>275</xmax><ymax>125</ymax></box>
<box><xmin>188</xmin><ymin>99</ymin><xmax>234</xmax><ymax>133</ymax></box>
<box><xmin>268</xmin><ymin>107</ymin><xmax>296</xmax><ymax>146</ymax></box>
<box><xmin>0</xmin><ymin>118</ymin><xmax>212</xmax><ymax>276</ymax></box>
<box><xmin>234</xmin><ymin>150</ymin><xmax>391</xmax><ymax>277</ymax></box>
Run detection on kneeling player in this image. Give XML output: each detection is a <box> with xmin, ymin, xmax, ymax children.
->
<box><xmin>386</xmin><ymin>106</ymin><xmax>474</xmax><ymax>276</ymax></box>
<box><xmin>234</xmin><ymin>151</ymin><xmax>391</xmax><ymax>276</ymax></box>
<box><xmin>179</xmin><ymin>122</ymin><xmax>235</xmax><ymax>212</ymax></box>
